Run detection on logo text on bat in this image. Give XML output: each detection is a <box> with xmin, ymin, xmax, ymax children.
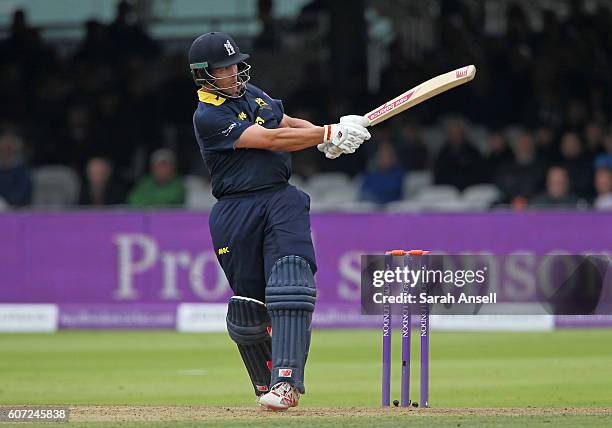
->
<box><xmin>367</xmin><ymin>91</ymin><xmax>415</xmax><ymax>121</ymax></box>
<box><xmin>456</xmin><ymin>68</ymin><xmax>468</xmax><ymax>78</ymax></box>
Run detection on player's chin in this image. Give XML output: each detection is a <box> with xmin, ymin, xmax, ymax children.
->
<box><xmin>224</xmin><ymin>87</ymin><xmax>239</xmax><ymax>97</ymax></box>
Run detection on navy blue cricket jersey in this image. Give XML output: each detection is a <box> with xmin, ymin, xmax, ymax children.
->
<box><xmin>193</xmin><ymin>84</ymin><xmax>290</xmax><ymax>199</ymax></box>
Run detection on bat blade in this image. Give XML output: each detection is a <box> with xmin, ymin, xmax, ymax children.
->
<box><xmin>365</xmin><ymin>65</ymin><xmax>476</xmax><ymax>126</ymax></box>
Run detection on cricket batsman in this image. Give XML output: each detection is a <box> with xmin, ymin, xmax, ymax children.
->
<box><xmin>189</xmin><ymin>32</ymin><xmax>370</xmax><ymax>411</ymax></box>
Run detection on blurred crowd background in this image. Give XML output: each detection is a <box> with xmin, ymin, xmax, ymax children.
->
<box><xmin>1</xmin><ymin>0</ymin><xmax>612</xmax><ymax>211</ymax></box>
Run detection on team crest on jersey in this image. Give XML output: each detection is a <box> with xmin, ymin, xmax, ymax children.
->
<box><xmin>238</xmin><ymin>112</ymin><xmax>247</xmax><ymax>120</ymax></box>
<box><xmin>255</xmin><ymin>97</ymin><xmax>269</xmax><ymax>107</ymax></box>
<box><xmin>224</xmin><ymin>40</ymin><xmax>235</xmax><ymax>55</ymax></box>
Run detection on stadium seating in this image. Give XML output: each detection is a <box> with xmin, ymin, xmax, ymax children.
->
<box><xmin>386</xmin><ymin>200</ymin><xmax>424</xmax><ymax>212</ymax></box>
<box><xmin>402</xmin><ymin>171</ymin><xmax>434</xmax><ymax>199</ymax></box>
<box><xmin>303</xmin><ymin>173</ymin><xmax>355</xmax><ymax>205</ymax></box>
<box><xmin>310</xmin><ymin>200</ymin><xmax>377</xmax><ymax>212</ymax></box>
<box><xmin>414</xmin><ymin>185</ymin><xmax>460</xmax><ymax>204</ymax></box>
<box><xmin>306</xmin><ymin>173</ymin><xmax>351</xmax><ymax>193</ymax></box>
<box><xmin>462</xmin><ymin>184</ymin><xmax>502</xmax><ymax>208</ymax></box>
<box><xmin>420</xmin><ymin>198</ymin><xmax>475</xmax><ymax>211</ymax></box>
<box><xmin>182</xmin><ymin>171</ymin><xmax>503</xmax><ymax>213</ymax></box>
<box><xmin>32</xmin><ymin>166</ymin><xmax>80</xmax><ymax>207</ymax></box>
<box><xmin>184</xmin><ymin>175</ymin><xmax>215</xmax><ymax>210</ymax></box>
<box><xmin>289</xmin><ymin>175</ymin><xmax>305</xmax><ymax>190</ymax></box>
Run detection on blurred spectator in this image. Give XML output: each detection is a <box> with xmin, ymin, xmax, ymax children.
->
<box><xmin>254</xmin><ymin>0</ymin><xmax>282</xmax><ymax>50</ymax></box>
<box><xmin>485</xmin><ymin>130</ymin><xmax>513</xmax><ymax>181</ymax></box>
<box><xmin>394</xmin><ymin>123</ymin><xmax>429</xmax><ymax>171</ymax></box>
<box><xmin>79</xmin><ymin>157</ymin><xmax>127</xmax><ymax>206</ymax></box>
<box><xmin>490</xmin><ymin>3</ymin><xmax>534</xmax><ymax>124</ymax></box>
<box><xmin>564</xmin><ymin>99</ymin><xmax>589</xmax><ymax>132</ymax></box>
<box><xmin>1</xmin><ymin>9</ymin><xmax>58</xmax><ymax>77</ymax></box>
<box><xmin>594</xmin><ymin>153</ymin><xmax>612</xmax><ymax>172</ymax></box>
<box><xmin>293</xmin><ymin>0</ymin><xmax>330</xmax><ymax>34</ymax></box>
<box><xmin>107</xmin><ymin>0</ymin><xmax>159</xmax><ymax>62</ymax></box>
<box><xmin>158</xmin><ymin>53</ymin><xmax>199</xmax><ymax>173</ymax></box>
<box><xmin>433</xmin><ymin>117</ymin><xmax>484</xmax><ymax>190</ymax></box>
<box><xmin>0</xmin><ymin>130</ymin><xmax>31</xmax><ymax>207</ymax></box>
<box><xmin>73</xmin><ymin>20</ymin><xmax>113</xmax><ymax>65</ymax></box>
<box><xmin>92</xmin><ymin>90</ymin><xmax>134</xmax><ymax>176</ymax></box>
<box><xmin>128</xmin><ymin>149</ymin><xmax>185</xmax><ymax>207</ymax></box>
<box><xmin>534</xmin><ymin>125</ymin><xmax>559</xmax><ymax>166</ymax></box>
<box><xmin>1</xmin><ymin>1</ymin><xmax>612</xmax><ymax>212</ymax></box>
<box><xmin>495</xmin><ymin>132</ymin><xmax>546</xmax><ymax>203</ymax></box>
<box><xmin>584</xmin><ymin>121</ymin><xmax>605</xmax><ymax>156</ymax></box>
<box><xmin>593</xmin><ymin>168</ymin><xmax>612</xmax><ymax>210</ymax></box>
<box><xmin>558</xmin><ymin>131</ymin><xmax>593</xmax><ymax>198</ymax></box>
<box><xmin>531</xmin><ymin>166</ymin><xmax>579</xmax><ymax>208</ymax></box>
<box><xmin>56</xmin><ymin>104</ymin><xmax>98</xmax><ymax>173</ymax></box>
<box><xmin>359</xmin><ymin>142</ymin><xmax>403</xmax><ymax>204</ymax></box>
<box><xmin>533</xmin><ymin>124</ymin><xmax>558</xmax><ymax>164</ymax></box>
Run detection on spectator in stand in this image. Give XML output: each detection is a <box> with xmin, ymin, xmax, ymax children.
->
<box><xmin>359</xmin><ymin>142</ymin><xmax>404</xmax><ymax>204</ymax></box>
<box><xmin>593</xmin><ymin>167</ymin><xmax>612</xmax><ymax>210</ymax></box>
<box><xmin>128</xmin><ymin>149</ymin><xmax>185</xmax><ymax>207</ymax></box>
<box><xmin>563</xmin><ymin>99</ymin><xmax>589</xmax><ymax>132</ymax></box>
<box><xmin>2</xmin><ymin>0</ymin><xmax>612</xmax><ymax>210</ymax></box>
<box><xmin>1</xmin><ymin>9</ymin><xmax>59</xmax><ymax>79</ymax></box>
<box><xmin>495</xmin><ymin>131</ymin><xmax>546</xmax><ymax>204</ymax></box>
<box><xmin>0</xmin><ymin>130</ymin><xmax>31</xmax><ymax>207</ymax></box>
<box><xmin>254</xmin><ymin>0</ymin><xmax>282</xmax><ymax>50</ymax></box>
<box><xmin>485</xmin><ymin>130</ymin><xmax>513</xmax><ymax>181</ymax></box>
<box><xmin>531</xmin><ymin>166</ymin><xmax>579</xmax><ymax>208</ymax></box>
<box><xmin>107</xmin><ymin>0</ymin><xmax>159</xmax><ymax>62</ymax></box>
<box><xmin>63</xmin><ymin>104</ymin><xmax>99</xmax><ymax>174</ymax></box>
<box><xmin>73</xmin><ymin>20</ymin><xmax>113</xmax><ymax>66</ymax></box>
<box><xmin>584</xmin><ymin>121</ymin><xmax>605</xmax><ymax>156</ymax></box>
<box><xmin>533</xmin><ymin>124</ymin><xmax>558</xmax><ymax>165</ymax></box>
<box><xmin>594</xmin><ymin>152</ymin><xmax>612</xmax><ymax>174</ymax></box>
<box><xmin>558</xmin><ymin>131</ymin><xmax>593</xmax><ymax>198</ymax></box>
<box><xmin>79</xmin><ymin>157</ymin><xmax>127</xmax><ymax>206</ymax></box>
<box><xmin>433</xmin><ymin>117</ymin><xmax>484</xmax><ymax>190</ymax></box>
<box><xmin>394</xmin><ymin>122</ymin><xmax>429</xmax><ymax>171</ymax></box>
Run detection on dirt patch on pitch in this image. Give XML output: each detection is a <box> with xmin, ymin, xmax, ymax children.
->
<box><xmin>69</xmin><ymin>406</ymin><xmax>611</xmax><ymax>422</ymax></box>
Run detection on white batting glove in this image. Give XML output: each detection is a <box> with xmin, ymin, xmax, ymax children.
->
<box><xmin>322</xmin><ymin>120</ymin><xmax>370</xmax><ymax>154</ymax></box>
<box><xmin>340</xmin><ymin>115</ymin><xmax>370</xmax><ymax>128</ymax></box>
<box><xmin>317</xmin><ymin>142</ymin><xmax>344</xmax><ymax>159</ymax></box>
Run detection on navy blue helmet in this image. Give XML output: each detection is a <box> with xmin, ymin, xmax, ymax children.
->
<box><xmin>189</xmin><ymin>32</ymin><xmax>251</xmax><ymax>97</ymax></box>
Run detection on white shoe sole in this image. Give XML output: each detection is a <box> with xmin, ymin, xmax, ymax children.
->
<box><xmin>257</xmin><ymin>394</ymin><xmax>295</xmax><ymax>412</ymax></box>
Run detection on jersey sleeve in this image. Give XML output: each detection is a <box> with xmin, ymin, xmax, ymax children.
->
<box><xmin>271</xmin><ymin>98</ymin><xmax>284</xmax><ymax>120</ymax></box>
<box><xmin>194</xmin><ymin>107</ymin><xmax>253</xmax><ymax>152</ymax></box>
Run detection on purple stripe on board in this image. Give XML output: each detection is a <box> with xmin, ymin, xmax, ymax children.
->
<box><xmin>554</xmin><ymin>315</ymin><xmax>612</xmax><ymax>328</ymax></box>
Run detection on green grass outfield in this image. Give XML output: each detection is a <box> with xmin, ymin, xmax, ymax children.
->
<box><xmin>0</xmin><ymin>329</ymin><xmax>611</xmax><ymax>427</ymax></box>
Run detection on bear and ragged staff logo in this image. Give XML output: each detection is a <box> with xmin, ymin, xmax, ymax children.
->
<box><xmin>224</xmin><ymin>40</ymin><xmax>235</xmax><ymax>56</ymax></box>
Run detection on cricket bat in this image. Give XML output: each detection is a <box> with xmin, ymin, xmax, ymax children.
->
<box><xmin>364</xmin><ymin>65</ymin><xmax>476</xmax><ymax>126</ymax></box>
